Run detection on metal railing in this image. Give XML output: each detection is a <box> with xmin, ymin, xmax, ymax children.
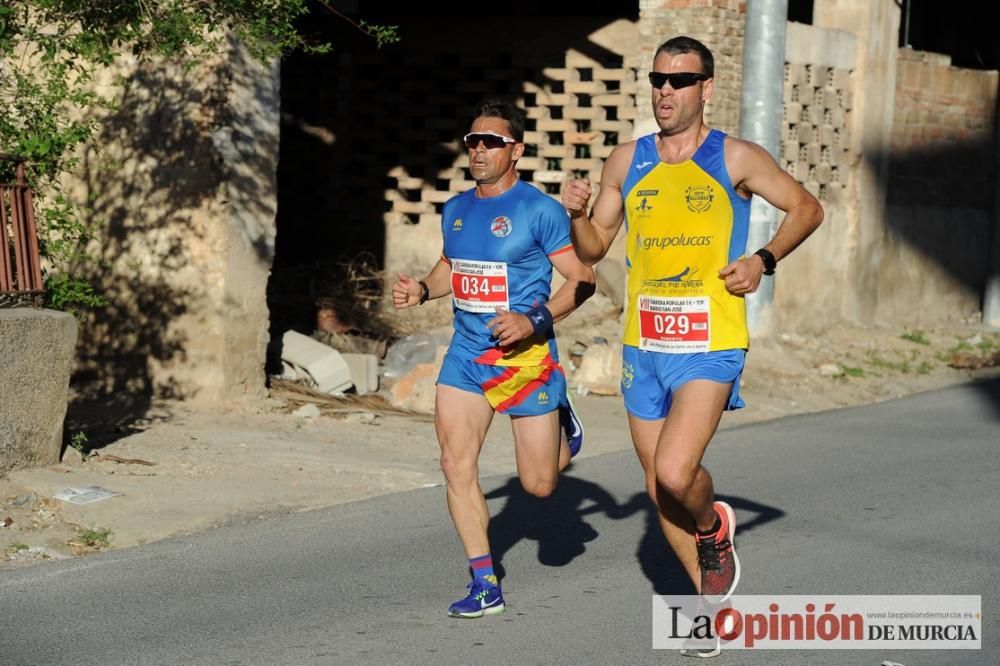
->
<box><xmin>1</xmin><ymin>153</ymin><xmax>44</xmax><ymax>303</ymax></box>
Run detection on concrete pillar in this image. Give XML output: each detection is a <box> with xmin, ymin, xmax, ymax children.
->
<box><xmin>216</xmin><ymin>42</ymin><xmax>280</xmax><ymax>402</ymax></box>
<box><xmin>813</xmin><ymin>0</ymin><xmax>902</xmax><ymax>322</ymax></box>
<box><xmin>740</xmin><ymin>0</ymin><xmax>788</xmax><ymax>336</ymax></box>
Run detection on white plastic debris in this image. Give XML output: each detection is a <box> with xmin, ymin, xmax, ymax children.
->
<box><xmin>281</xmin><ymin>331</ymin><xmax>353</xmax><ymax>394</ymax></box>
<box><xmin>53</xmin><ymin>486</ymin><xmax>123</xmax><ymax>505</ymax></box>
<box><xmin>340</xmin><ymin>353</ymin><xmax>379</xmax><ymax>394</ymax></box>
<box><xmin>9</xmin><ymin>546</ymin><xmax>70</xmax><ymax>561</ymax></box>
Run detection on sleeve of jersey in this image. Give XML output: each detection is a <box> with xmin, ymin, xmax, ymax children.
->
<box><xmin>534</xmin><ymin>198</ymin><xmax>574</xmax><ymax>258</ymax></box>
<box><xmin>440</xmin><ymin>200</ymin><xmax>452</xmax><ymax>263</ymax></box>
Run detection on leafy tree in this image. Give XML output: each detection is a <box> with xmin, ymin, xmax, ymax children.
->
<box><xmin>0</xmin><ymin>1</ymin><xmax>397</xmax><ymax>310</ymax></box>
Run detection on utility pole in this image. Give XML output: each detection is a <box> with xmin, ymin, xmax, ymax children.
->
<box><xmin>739</xmin><ymin>0</ymin><xmax>788</xmax><ymax>335</ymax></box>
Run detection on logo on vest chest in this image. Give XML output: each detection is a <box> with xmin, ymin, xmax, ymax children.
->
<box><xmin>685</xmin><ymin>185</ymin><xmax>715</xmax><ymax>212</ymax></box>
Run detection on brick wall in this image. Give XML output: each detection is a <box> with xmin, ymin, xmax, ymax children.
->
<box><xmin>875</xmin><ymin>47</ymin><xmax>998</xmax><ymax>323</ymax></box>
<box><xmin>637</xmin><ymin>0</ymin><xmax>745</xmax><ymax>135</ymax></box>
<box><xmin>889</xmin><ymin>48</ymin><xmax>997</xmax><ymax>207</ymax></box>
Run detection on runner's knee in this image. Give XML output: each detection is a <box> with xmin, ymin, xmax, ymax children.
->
<box><xmin>439</xmin><ymin>450</ymin><xmax>477</xmax><ymax>485</ymax></box>
<box><xmin>520</xmin><ymin>474</ymin><xmax>557</xmax><ymax>498</ymax></box>
<box><xmin>656</xmin><ymin>463</ymin><xmax>695</xmax><ymax>501</ymax></box>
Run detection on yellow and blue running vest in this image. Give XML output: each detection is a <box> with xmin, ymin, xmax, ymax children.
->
<box><xmin>621</xmin><ymin>130</ymin><xmax>750</xmax><ymax>353</ymax></box>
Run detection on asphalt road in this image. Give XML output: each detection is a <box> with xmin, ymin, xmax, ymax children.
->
<box><xmin>2</xmin><ymin>377</ymin><xmax>997</xmax><ymax>666</ymax></box>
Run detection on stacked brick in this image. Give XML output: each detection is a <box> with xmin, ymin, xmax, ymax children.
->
<box><xmin>780</xmin><ymin>63</ymin><xmax>853</xmax><ymax>203</ymax></box>
<box><xmin>512</xmin><ymin>52</ymin><xmax>636</xmax><ymax>193</ymax></box>
<box><xmin>354</xmin><ymin>52</ymin><xmax>638</xmax><ymax>227</ymax></box>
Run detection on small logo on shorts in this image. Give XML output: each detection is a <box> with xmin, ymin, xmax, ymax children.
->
<box><xmin>621</xmin><ymin>363</ymin><xmax>635</xmax><ymax>390</ymax></box>
<box><xmin>537</xmin><ymin>391</ymin><xmax>549</xmax><ymax>404</ymax></box>
<box><xmin>452</xmin><ymin>218</ymin><xmax>463</xmax><ymax>231</ymax></box>
<box><xmin>491</xmin><ymin>216</ymin><xmax>512</xmax><ymax>238</ymax></box>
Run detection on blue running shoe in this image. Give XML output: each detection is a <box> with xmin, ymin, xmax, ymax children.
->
<box><xmin>447</xmin><ymin>578</ymin><xmax>505</xmax><ymax>618</ymax></box>
<box><xmin>560</xmin><ymin>394</ymin><xmax>584</xmax><ymax>458</ymax></box>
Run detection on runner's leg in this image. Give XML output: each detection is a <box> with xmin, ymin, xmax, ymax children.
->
<box><xmin>436</xmin><ymin>384</ymin><xmax>495</xmax><ymax>557</ymax></box>
<box><xmin>510</xmin><ymin>409</ymin><xmax>561</xmax><ymax>497</ymax></box>
<box><xmin>629</xmin><ymin>414</ymin><xmax>700</xmax><ymax>587</ymax></box>
<box><xmin>629</xmin><ymin>379</ymin><xmax>731</xmax><ymax>590</ymax></box>
<box><xmin>653</xmin><ymin>379</ymin><xmax>731</xmax><ymax>531</ymax></box>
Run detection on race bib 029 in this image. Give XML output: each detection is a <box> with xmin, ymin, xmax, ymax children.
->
<box><xmin>638</xmin><ymin>295</ymin><xmax>710</xmax><ymax>353</ymax></box>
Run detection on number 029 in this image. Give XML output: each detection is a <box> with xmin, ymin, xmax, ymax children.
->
<box><xmin>653</xmin><ymin>313</ymin><xmax>689</xmax><ymax>336</ymax></box>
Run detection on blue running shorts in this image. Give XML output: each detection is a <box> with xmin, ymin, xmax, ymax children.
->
<box><xmin>621</xmin><ymin>346</ymin><xmax>746</xmax><ymax>420</ymax></box>
<box><xmin>437</xmin><ymin>351</ymin><xmax>568</xmax><ymax>416</ymax></box>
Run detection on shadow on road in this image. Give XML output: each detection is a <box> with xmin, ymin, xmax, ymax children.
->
<box><xmin>485</xmin><ymin>473</ymin><xmax>622</xmax><ymax>580</ymax></box>
<box><xmin>618</xmin><ymin>491</ymin><xmax>786</xmax><ymax>595</ymax></box>
<box><xmin>969</xmin><ymin>375</ymin><xmax>1000</xmax><ymax>420</ymax></box>
<box><xmin>483</xmin><ymin>470</ymin><xmax>786</xmax><ymax>595</ymax></box>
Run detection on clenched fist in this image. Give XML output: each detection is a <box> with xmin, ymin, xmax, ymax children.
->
<box><xmin>718</xmin><ymin>256</ymin><xmax>764</xmax><ymax>296</ymax></box>
<box><xmin>392</xmin><ymin>272</ymin><xmax>423</xmax><ymax>309</ymax></box>
<box><xmin>562</xmin><ymin>179</ymin><xmax>592</xmax><ymax>219</ymax></box>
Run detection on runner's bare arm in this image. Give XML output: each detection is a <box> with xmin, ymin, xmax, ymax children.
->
<box><xmin>719</xmin><ymin>138</ymin><xmax>825</xmax><ymax>295</ymax></box>
<box><xmin>546</xmin><ymin>247</ymin><xmax>597</xmax><ymax>323</ymax></box>
<box><xmin>391</xmin><ymin>256</ymin><xmax>452</xmax><ymax>309</ymax></box>
<box><xmin>562</xmin><ymin>143</ymin><xmax>633</xmax><ymax>265</ymax></box>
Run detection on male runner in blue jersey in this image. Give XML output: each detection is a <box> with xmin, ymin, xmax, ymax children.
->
<box><xmin>564</xmin><ymin>36</ymin><xmax>822</xmax><ymax>656</ymax></box>
<box><xmin>393</xmin><ymin>99</ymin><xmax>595</xmax><ymax>618</ymax></box>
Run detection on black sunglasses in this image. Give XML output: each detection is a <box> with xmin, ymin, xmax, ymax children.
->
<box><xmin>463</xmin><ymin>132</ymin><xmax>517</xmax><ymax>150</ymax></box>
<box><xmin>648</xmin><ymin>72</ymin><xmax>709</xmax><ymax>90</ymax></box>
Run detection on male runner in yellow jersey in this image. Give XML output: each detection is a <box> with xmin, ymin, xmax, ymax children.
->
<box><xmin>562</xmin><ymin>34</ymin><xmax>823</xmax><ymax>641</ymax></box>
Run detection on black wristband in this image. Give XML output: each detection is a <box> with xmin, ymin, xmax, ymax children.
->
<box><xmin>417</xmin><ymin>281</ymin><xmax>430</xmax><ymax>305</ymax></box>
<box><xmin>526</xmin><ymin>305</ymin><xmax>554</xmax><ymax>334</ymax></box>
<box><xmin>754</xmin><ymin>248</ymin><xmax>776</xmax><ymax>276</ymax></box>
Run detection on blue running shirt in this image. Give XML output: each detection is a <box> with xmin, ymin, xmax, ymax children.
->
<box><xmin>441</xmin><ymin>180</ymin><xmax>572</xmax><ymax>366</ymax></box>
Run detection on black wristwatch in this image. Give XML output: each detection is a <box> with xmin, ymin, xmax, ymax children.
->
<box><xmin>754</xmin><ymin>248</ymin><xmax>776</xmax><ymax>276</ymax></box>
<box><xmin>418</xmin><ymin>281</ymin><xmax>430</xmax><ymax>305</ymax></box>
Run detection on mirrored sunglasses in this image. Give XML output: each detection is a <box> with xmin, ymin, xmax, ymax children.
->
<box><xmin>648</xmin><ymin>71</ymin><xmax>709</xmax><ymax>90</ymax></box>
<box><xmin>463</xmin><ymin>132</ymin><xmax>517</xmax><ymax>150</ymax></box>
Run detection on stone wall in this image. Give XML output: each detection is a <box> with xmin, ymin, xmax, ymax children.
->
<box><xmin>889</xmin><ymin>48</ymin><xmax>996</xmax><ymax>208</ymax></box>
<box><xmin>60</xmin><ymin>7</ymin><xmax>999</xmax><ymax>408</ymax></box>
<box><xmin>0</xmin><ymin>310</ymin><xmax>77</xmax><ymax>474</ymax></box>
<box><xmin>71</xmin><ymin>41</ymin><xmax>278</xmax><ymax>407</ymax></box>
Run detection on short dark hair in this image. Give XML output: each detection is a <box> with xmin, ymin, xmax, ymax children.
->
<box><xmin>654</xmin><ymin>36</ymin><xmax>714</xmax><ymax>79</ymax></box>
<box><xmin>472</xmin><ymin>99</ymin><xmax>526</xmax><ymax>142</ymax></box>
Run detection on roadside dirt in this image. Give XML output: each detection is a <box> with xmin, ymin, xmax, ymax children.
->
<box><xmin>2</xmin><ymin>307</ymin><xmax>998</xmax><ymax>569</ymax></box>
